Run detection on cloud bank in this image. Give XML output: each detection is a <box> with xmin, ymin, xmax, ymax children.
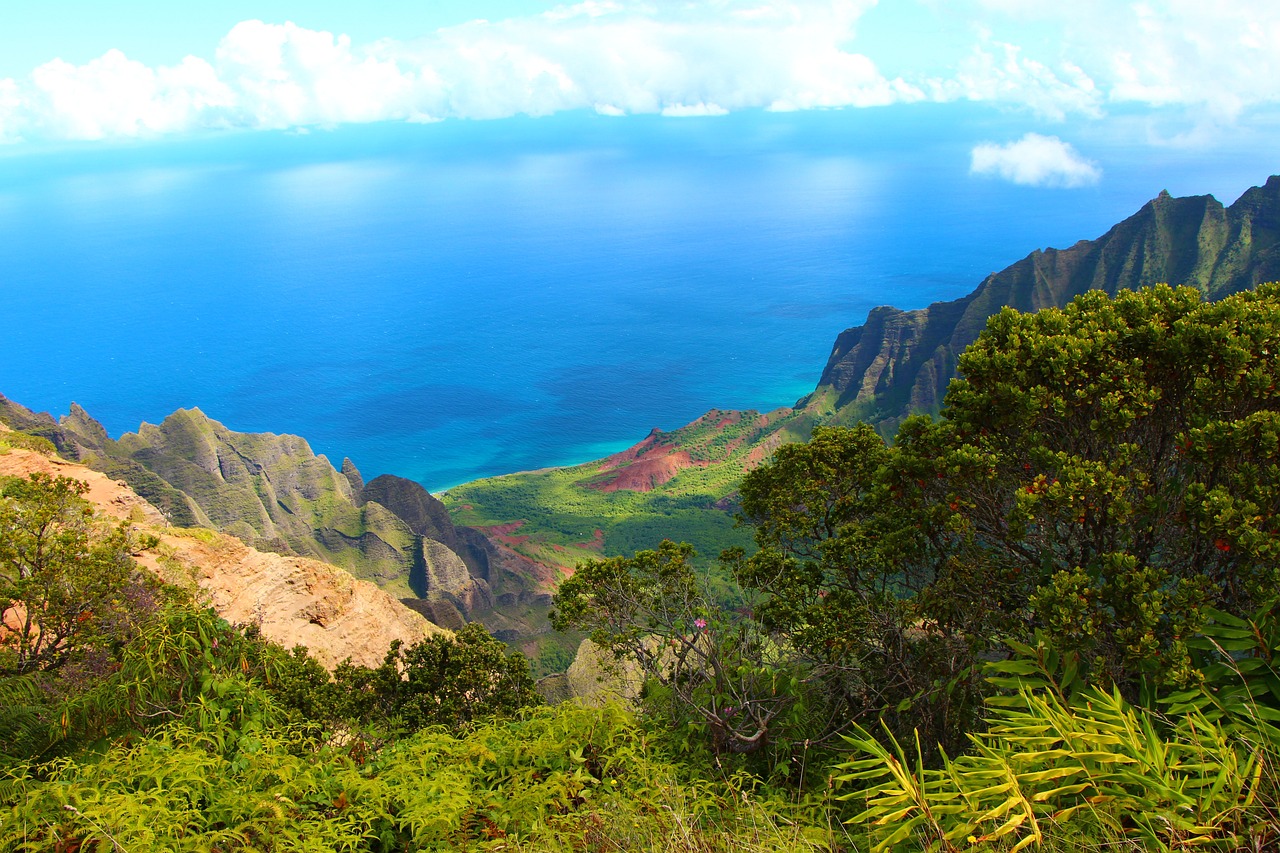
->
<box><xmin>1</xmin><ymin>0</ymin><xmax>1279</xmax><ymax>143</ymax></box>
<box><xmin>970</xmin><ymin>133</ymin><xmax>1101</xmax><ymax>187</ymax></box>
<box><xmin>0</xmin><ymin>1</ymin><xmax>917</xmax><ymax>143</ymax></box>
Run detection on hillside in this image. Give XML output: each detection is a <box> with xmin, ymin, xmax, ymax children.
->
<box><xmin>0</xmin><ymin>428</ymin><xmax>444</xmax><ymax>668</ymax></box>
<box><xmin>0</xmin><ymin>397</ymin><xmax>559</xmax><ymax>660</ymax></box>
<box><xmin>445</xmin><ymin>407</ymin><xmax>812</xmax><ymax>572</ymax></box>
<box><xmin>447</xmin><ymin>175</ymin><xmax>1280</xmax><ymax>572</ymax></box>
<box><xmin>804</xmin><ymin>175</ymin><xmax>1280</xmax><ymax>431</ymax></box>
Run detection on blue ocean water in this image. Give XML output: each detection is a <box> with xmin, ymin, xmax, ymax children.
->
<box><xmin>0</xmin><ymin>107</ymin><xmax>1274</xmax><ymax>490</ymax></box>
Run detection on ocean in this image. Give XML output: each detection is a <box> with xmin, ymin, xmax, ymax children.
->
<box><xmin>1</xmin><ymin>106</ymin><xmax>1274</xmax><ymax>490</ymax></box>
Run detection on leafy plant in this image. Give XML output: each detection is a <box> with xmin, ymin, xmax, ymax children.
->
<box><xmin>728</xmin><ymin>284</ymin><xmax>1280</xmax><ymax>762</ymax></box>
<box><xmin>552</xmin><ymin>540</ymin><xmax>835</xmax><ymax>776</ymax></box>
<box><xmin>1</xmin><ymin>699</ymin><xmax>837</xmax><ymax>852</ymax></box>
<box><xmin>0</xmin><ymin>473</ymin><xmax>151</xmax><ymax>678</ymax></box>
<box><xmin>838</xmin><ymin>633</ymin><xmax>1280</xmax><ymax>853</ymax></box>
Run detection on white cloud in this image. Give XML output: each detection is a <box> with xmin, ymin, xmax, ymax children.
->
<box><xmin>661</xmin><ymin>102</ymin><xmax>728</xmax><ymax>117</ymax></box>
<box><xmin>970</xmin><ymin>133</ymin><xmax>1100</xmax><ymax>187</ymax></box>
<box><xmin>3</xmin><ymin>0</ymin><xmax>1280</xmax><ymax>144</ymax></box>
<box><xmin>945</xmin><ymin>39</ymin><xmax>1102</xmax><ymax>120</ymax></box>
<box><xmin>0</xmin><ymin>0</ymin><xmax>908</xmax><ymax>143</ymax></box>
<box><xmin>22</xmin><ymin>50</ymin><xmax>235</xmax><ymax>140</ymax></box>
<box><xmin>940</xmin><ymin>0</ymin><xmax>1280</xmax><ymax>122</ymax></box>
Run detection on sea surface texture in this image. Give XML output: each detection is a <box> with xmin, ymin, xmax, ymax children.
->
<box><xmin>0</xmin><ymin>108</ymin><xmax>1269</xmax><ymax>489</ymax></box>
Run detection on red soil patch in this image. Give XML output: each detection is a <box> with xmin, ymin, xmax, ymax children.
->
<box><xmin>481</xmin><ymin>521</ymin><xmax>526</xmax><ymax>536</ymax></box>
<box><xmin>590</xmin><ymin>450</ymin><xmax>709</xmax><ymax>492</ymax></box>
<box><xmin>590</xmin><ymin>429</ymin><xmax>712</xmax><ymax>493</ymax></box>
<box><xmin>569</xmin><ymin>528</ymin><xmax>606</xmax><ymax>551</ymax></box>
<box><xmin>475</xmin><ymin>520</ymin><xmax>531</xmax><ymax>547</ymax></box>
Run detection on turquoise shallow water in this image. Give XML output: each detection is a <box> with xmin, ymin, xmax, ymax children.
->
<box><xmin>0</xmin><ymin>108</ymin><xmax>1273</xmax><ymax>490</ymax></box>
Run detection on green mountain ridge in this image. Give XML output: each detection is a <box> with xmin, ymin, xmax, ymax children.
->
<box><xmin>804</xmin><ymin>175</ymin><xmax>1280</xmax><ymax>432</ymax></box>
<box><xmin>0</xmin><ymin>398</ymin><xmax>557</xmax><ymax>653</ymax></box>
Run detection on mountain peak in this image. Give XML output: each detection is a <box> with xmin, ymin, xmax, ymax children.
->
<box><xmin>807</xmin><ymin>175</ymin><xmax>1280</xmax><ymax>430</ymax></box>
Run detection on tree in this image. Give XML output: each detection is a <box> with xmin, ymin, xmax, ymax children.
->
<box><xmin>282</xmin><ymin>623</ymin><xmax>543</xmax><ymax>734</ymax></box>
<box><xmin>0</xmin><ymin>473</ymin><xmax>146</xmax><ymax>677</ymax></box>
<box><xmin>393</xmin><ymin>622</ymin><xmax>542</xmax><ymax>728</ymax></box>
<box><xmin>553</xmin><ymin>540</ymin><xmax>831</xmax><ymax>769</ymax></box>
<box><xmin>913</xmin><ymin>283</ymin><xmax>1280</xmax><ymax>684</ymax></box>
<box><xmin>732</xmin><ymin>425</ymin><xmax>987</xmax><ymax>753</ymax></box>
<box><xmin>737</xmin><ymin>284</ymin><xmax>1280</xmax><ymax>712</ymax></box>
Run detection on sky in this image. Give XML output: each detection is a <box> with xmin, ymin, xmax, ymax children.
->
<box><xmin>2</xmin><ymin>1</ymin><xmax>1278</xmax><ymax>189</ymax></box>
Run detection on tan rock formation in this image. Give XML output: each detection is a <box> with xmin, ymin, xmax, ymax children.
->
<box><xmin>565</xmin><ymin>639</ymin><xmax>642</xmax><ymax>707</ymax></box>
<box><xmin>0</xmin><ymin>444</ymin><xmax>445</xmax><ymax>669</ymax></box>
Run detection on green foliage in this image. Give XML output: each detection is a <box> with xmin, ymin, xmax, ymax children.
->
<box><xmin>732</xmin><ymin>424</ymin><xmax>988</xmax><ymax>756</ymax></box>
<box><xmin>839</xmin><ymin>621</ymin><xmax>1280</xmax><ymax>853</ymax></box>
<box><xmin>0</xmin><ymin>598</ymin><xmax>281</xmax><ymax>765</ymax></box>
<box><xmin>0</xmin><ymin>473</ymin><xmax>145</xmax><ymax>678</ymax></box>
<box><xmin>531</xmin><ymin>639</ymin><xmax>577</xmax><ymax>678</ymax></box>
<box><xmin>1</xmin><ymin>700</ymin><xmax>836</xmax><ymax>852</ymax></box>
<box><xmin>1164</xmin><ymin>600</ymin><xmax>1280</xmax><ymax>732</ymax></box>
<box><xmin>552</xmin><ymin>541</ymin><xmax>832</xmax><ymax>778</ymax></box>
<box><xmin>0</xmin><ymin>431</ymin><xmax>56</xmax><ymax>456</ymax></box>
<box><xmin>261</xmin><ymin>623</ymin><xmax>543</xmax><ymax>737</ymax></box>
<box><xmin>393</xmin><ymin>623</ymin><xmax>543</xmax><ymax>729</ymax></box>
<box><xmin>730</xmin><ymin>284</ymin><xmax>1280</xmax><ymax>760</ymax></box>
<box><xmin>921</xmin><ymin>283</ymin><xmax>1280</xmax><ymax>684</ymax></box>
<box><xmin>841</xmin><ymin>684</ymin><xmax>1276</xmax><ymax>852</ymax></box>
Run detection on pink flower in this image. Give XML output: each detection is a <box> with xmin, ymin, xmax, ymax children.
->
<box><xmin>694</xmin><ymin>618</ymin><xmax>707</xmax><ymax>630</ymax></box>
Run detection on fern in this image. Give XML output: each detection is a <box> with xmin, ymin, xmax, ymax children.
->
<box><xmin>839</xmin><ymin>654</ymin><xmax>1278</xmax><ymax>852</ymax></box>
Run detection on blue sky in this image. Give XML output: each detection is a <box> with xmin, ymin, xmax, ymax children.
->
<box><xmin>2</xmin><ymin>2</ymin><xmax>1278</xmax><ymax>187</ymax></box>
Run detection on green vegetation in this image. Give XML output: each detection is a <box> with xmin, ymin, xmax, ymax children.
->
<box><xmin>0</xmin><ymin>474</ymin><xmax>141</xmax><ymax>677</ymax></box>
<box><xmin>0</xmin><ymin>472</ymin><xmax>836</xmax><ymax>851</ymax></box>
<box><xmin>841</xmin><ymin>618</ymin><xmax>1280</xmax><ymax>851</ymax></box>
<box><xmin>0</xmin><ymin>431</ymin><xmax>56</xmax><ymax>456</ymax></box>
<box><xmin>445</xmin><ymin>464</ymin><xmax>745</xmax><ymax>567</ymax></box>
<box><xmin>8</xmin><ymin>283</ymin><xmax>1280</xmax><ymax>851</ymax></box>
<box><xmin>553</xmin><ymin>284</ymin><xmax>1280</xmax><ymax>849</ymax></box>
<box><xmin>443</xmin><ymin>409</ymin><xmax>818</xmax><ymax>574</ymax></box>
<box><xmin>2</xmin><ymin>699</ymin><xmax>833</xmax><ymax>852</ymax></box>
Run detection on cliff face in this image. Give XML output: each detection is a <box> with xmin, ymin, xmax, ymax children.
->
<box><xmin>71</xmin><ymin>407</ymin><xmax>423</xmax><ymax>595</ymax></box>
<box><xmin>0</xmin><ymin>438</ymin><xmax>445</xmax><ymax>668</ymax></box>
<box><xmin>0</xmin><ymin>395</ymin><xmax>558</xmax><ymax>645</ymax></box>
<box><xmin>805</xmin><ymin>176</ymin><xmax>1280</xmax><ymax>430</ymax></box>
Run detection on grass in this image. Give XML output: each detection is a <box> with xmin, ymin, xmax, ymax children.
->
<box><xmin>442</xmin><ymin>407</ymin><xmax>819</xmax><ymax>574</ymax></box>
<box><xmin>0</xmin><ymin>431</ymin><xmax>56</xmax><ymax>456</ymax></box>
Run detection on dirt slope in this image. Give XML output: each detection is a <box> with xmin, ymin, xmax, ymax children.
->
<box><xmin>0</xmin><ymin>442</ymin><xmax>445</xmax><ymax>668</ymax></box>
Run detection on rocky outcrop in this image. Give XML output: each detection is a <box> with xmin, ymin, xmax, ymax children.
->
<box><xmin>0</xmin><ymin>442</ymin><xmax>445</xmax><ymax>669</ymax></box>
<box><xmin>340</xmin><ymin>457</ymin><xmax>365</xmax><ymax>494</ymax></box>
<box><xmin>804</xmin><ymin>176</ymin><xmax>1280</xmax><ymax>430</ymax></box>
<box><xmin>564</xmin><ymin>639</ymin><xmax>643</xmax><ymax>707</ymax></box>
<box><xmin>362</xmin><ymin>474</ymin><xmax>458</xmax><ymax>545</ymax></box>
<box><xmin>0</xmin><ymin>403</ymin><xmax>428</xmax><ymax>596</ymax></box>
<box><xmin>0</xmin><ymin>396</ymin><xmax>553</xmax><ymax>640</ymax></box>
